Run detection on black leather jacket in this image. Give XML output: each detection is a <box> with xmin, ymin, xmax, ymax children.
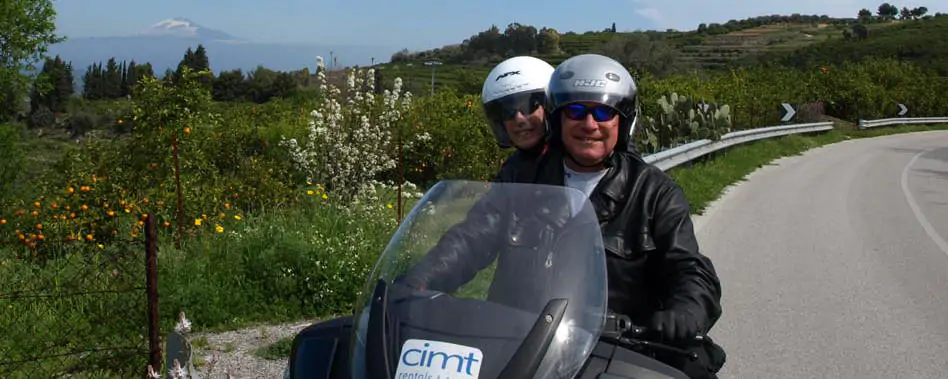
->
<box><xmin>491</xmin><ymin>144</ymin><xmax>546</xmax><ymax>183</ymax></box>
<box><xmin>403</xmin><ymin>143</ymin><xmax>721</xmax><ymax>331</ymax></box>
<box><xmin>538</xmin><ymin>145</ymin><xmax>721</xmax><ymax>330</ymax></box>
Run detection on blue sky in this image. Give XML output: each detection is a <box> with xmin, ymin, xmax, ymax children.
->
<box><xmin>53</xmin><ymin>0</ymin><xmax>946</xmax><ymax>51</ymax></box>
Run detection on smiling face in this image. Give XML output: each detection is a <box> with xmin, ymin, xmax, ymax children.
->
<box><xmin>560</xmin><ymin>101</ymin><xmax>620</xmax><ymax>171</ymax></box>
<box><xmin>503</xmin><ymin>104</ymin><xmax>546</xmax><ymax>150</ymax></box>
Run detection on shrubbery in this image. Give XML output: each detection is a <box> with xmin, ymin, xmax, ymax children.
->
<box><xmin>2</xmin><ymin>54</ymin><xmax>947</xmax><ymax>376</ymax></box>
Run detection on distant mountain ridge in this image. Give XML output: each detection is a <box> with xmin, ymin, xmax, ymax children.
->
<box><xmin>47</xmin><ymin>17</ymin><xmax>397</xmax><ymax>90</ymax></box>
<box><xmin>136</xmin><ymin>17</ymin><xmax>244</xmax><ymax>41</ymax></box>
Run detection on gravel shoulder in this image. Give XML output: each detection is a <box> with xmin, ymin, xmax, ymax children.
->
<box><xmin>186</xmin><ymin>318</ymin><xmax>320</xmax><ymax>379</ymax></box>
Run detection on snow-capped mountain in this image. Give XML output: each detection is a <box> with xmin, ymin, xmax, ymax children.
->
<box><xmin>47</xmin><ymin>17</ymin><xmax>396</xmax><ymax>88</ymax></box>
<box><xmin>137</xmin><ymin>17</ymin><xmax>244</xmax><ymax>42</ymax></box>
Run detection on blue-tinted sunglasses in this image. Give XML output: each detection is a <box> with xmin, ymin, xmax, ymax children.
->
<box><xmin>564</xmin><ymin>103</ymin><xmax>618</xmax><ymax>122</ymax></box>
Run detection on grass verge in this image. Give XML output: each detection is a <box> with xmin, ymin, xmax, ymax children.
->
<box><xmin>668</xmin><ymin>123</ymin><xmax>948</xmax><ymax>215</ymax></box>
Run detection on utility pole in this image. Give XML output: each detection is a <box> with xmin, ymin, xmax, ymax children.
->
<box><xmin>424</xmin><ymin>60</ymin><xmax>442</xmax><ymax>96</ymax></box>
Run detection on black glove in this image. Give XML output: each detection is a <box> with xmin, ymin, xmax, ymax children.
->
<box><xmin>650</xmin><ymin>309</ymin><xmax>703</xmax><ymax>342</ymax></box>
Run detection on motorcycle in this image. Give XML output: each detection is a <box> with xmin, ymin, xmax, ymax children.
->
<box><xmin>283</xmin><ymin>180</ymin><xmax>702</xmax><ymax>379</ymax></box>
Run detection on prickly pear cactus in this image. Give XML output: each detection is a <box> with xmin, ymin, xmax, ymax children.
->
<box><xmin>636</xmin><ymin>92</ymin><xmax>732</xmax><ymax>154</ymax></box>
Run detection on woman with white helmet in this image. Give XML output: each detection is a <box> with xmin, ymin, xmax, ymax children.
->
<box><xmin>480</xmin><ymin>56</ymin><xmax>555</xmax><ymax>182</ymax></box>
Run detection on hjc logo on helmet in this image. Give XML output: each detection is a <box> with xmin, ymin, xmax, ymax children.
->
<box><xmin>495</xmin><ymin>70</ymin><xmax>521</xmax><ymax>81</ymax></box>
<box><xmin>573</xmin><ymin>79</ymin><xmax>607</xmax><ymax>87</ymax></box>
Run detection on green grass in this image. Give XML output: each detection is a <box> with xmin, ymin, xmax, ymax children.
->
<box><xmin>254</xmin><ymin>336</ymin><xmax>294</xmax><ymax>360</ymax></box>
<box><xmin>669</xmin><ymin>123</ymin><xmax>948</xmax><ymax>214</ymax></box>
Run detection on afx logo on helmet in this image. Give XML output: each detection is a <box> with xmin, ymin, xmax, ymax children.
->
<box><xmin>495</xmin><ymin>70</ymin><xmax>521</xmax><ymax>81</ymax></box>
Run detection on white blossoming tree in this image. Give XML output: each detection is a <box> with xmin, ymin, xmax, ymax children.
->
<box><xmin>281</xmin><ymin>56</ymin><xmax>428</xmax><ymax>204</ymax></box>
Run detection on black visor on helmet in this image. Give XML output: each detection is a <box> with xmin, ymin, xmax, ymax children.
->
<box><xmin>483</xmin><ymin>90</ymin><xmax>546</xmax><ymax>123</ymax></box>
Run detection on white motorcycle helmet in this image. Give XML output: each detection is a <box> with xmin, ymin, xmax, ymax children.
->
<box><xmin>481</xmin><ymin>56</ymin><xmax>555</xmax><ymax>149</ymax></box>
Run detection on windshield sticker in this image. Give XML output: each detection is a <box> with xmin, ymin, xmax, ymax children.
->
<box><xmin>395</xmin><ymin>339</ymin><xmax>484</xmax><ymax>378</ymax></box>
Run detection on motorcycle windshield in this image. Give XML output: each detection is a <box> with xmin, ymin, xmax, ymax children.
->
<box><xmin>349</xmin><ymin>180</ymin><xmax>608</xmax><ymax>379</ymax></box>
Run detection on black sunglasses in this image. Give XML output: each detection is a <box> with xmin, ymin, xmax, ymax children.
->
<box><xmin>488</xmin><ymin>91</ymin><xmax>546</xmax><ymax>121</ymax></box>
<box><xmin>563</xmin><ymin>103</ymin><xmax>618</xmax><ymax>122</ymax></box>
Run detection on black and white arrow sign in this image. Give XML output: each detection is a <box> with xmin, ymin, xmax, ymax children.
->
<box><xmin>696</xmin><ymin>101</ymin><xmax>710</xmax><ymax>112</ymax></box>
<box><xmin>898</xmin><ymin>103</ymin><xmax>908</xmax><ymax>116</ymax></box>
<box><xmin>780</xmin><ymin>103</ymin><xmax>796</xmax><ymax>122</ymax></box>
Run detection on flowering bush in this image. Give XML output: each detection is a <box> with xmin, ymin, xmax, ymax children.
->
<box><xmin>281</xmin><ymin>56</ymin><xmax>429</xmax><ymax>204</ymax></box>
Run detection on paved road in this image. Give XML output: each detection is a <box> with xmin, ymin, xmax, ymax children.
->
<box><xmin>694</xmin><ymin>130</ymin><xmax>948</xmax><ymax>378</ymax></box>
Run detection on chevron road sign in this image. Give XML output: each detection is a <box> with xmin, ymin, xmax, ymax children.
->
<box><xmin>780</xmin><ymin>103</ymin><xmax>796</xmax><ymax>122</ymax></box>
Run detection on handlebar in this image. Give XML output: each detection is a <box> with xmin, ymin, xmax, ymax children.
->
<box><xmin>601</xmin><ymin>312</ymin><xmax>706</xmax><ymax>362</ymax></box>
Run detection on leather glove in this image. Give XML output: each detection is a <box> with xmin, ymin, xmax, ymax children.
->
<box><xmin>650</xmin><ymin>309</ymin><xmax>702</xmax><ymax>342</ymax></box>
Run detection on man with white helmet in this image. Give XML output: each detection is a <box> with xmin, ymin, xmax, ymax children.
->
<box><xmin>531</xmin><ymin>53</ymin><xmax>725</xmax><ymax>378</ymax></box>
<box><xmin>480</xmin><ymin>56</ymin><xmax>555</xmax><ymax>182</ymax></box>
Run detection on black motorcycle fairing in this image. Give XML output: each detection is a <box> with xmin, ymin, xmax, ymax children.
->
<box><xmin>288</xmin><ymin>315</ymin><xmax>354</xmax><ymax>379</ymax></box>
<box><xmin>576</xmin><ymin>339</ymin><xmax>689</xmax><ymax>379</ymax></box>
<box><xmin>382</xmin><ymin>284</ymin><xmax>560</xmax><ymax>378</ymax></box>
<box><xmin>288</xmin><ymin>315</ymin><xmax>689</xmax><ymax>379</ymax></box>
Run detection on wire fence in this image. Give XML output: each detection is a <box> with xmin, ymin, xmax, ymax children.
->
<box><xmin>0</xmin><ymin>216</ymin><xmax>161</xmax><ymax>378</ymax></box>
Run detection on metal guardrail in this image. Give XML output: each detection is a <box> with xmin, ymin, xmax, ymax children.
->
<box><xmin>643</xmin><ymin>122</ymin><xmax>834</xmax><ymax>171</ymax></box>
<box><xmin>858</xmin><ymin>117</ymin><xmax>948</xmax><ymax>129</ymax></box>
<box><xmin>642</xmin><ymin>116</ymin><xmax>947</xmax><ymax>172</ymax></box>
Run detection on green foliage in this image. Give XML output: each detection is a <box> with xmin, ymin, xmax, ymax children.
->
<box><xmin>0</xmin><ymin>124</ymin><xmax>24</xmax><ymax>205</ymax></box>
<box><xmin>27</xmin><ymin>106</ymin><xmax>55</xmax><ymax>129</ymax></box>
<box><xmin>638</xmin><ymin>92</ymin><xmax>732</xmax><ymax>153</ymax></box>
<box><xmin>395</xmin><ymin>88</ymin><xmax>510</xmax><ymax>186</ymax></box>
<box><xmin>157</xmin><ymin>198</ymin><xmax>400</xmax><ymax>330</ymax></box>
<box><xmin>392</xmin><ymin>14</ymin><xmax>855</xmax><ymax>68</ymax></box>
<box><xmin>82</xmin><ymin>59</ymin><xmax>155</xmax><ymax>100</ymax></box>
<box><xmin>693</xmin><ymin>14</ymin><xmax>852</xmax><ymax>37</ymax></box>
<box><xmin>65</xmin><ymin>111</ymin><xmax>95</xmax><ymax>138</ymax></box>
<box><xmin>0</xmin><ymin>239</ymin><xmax>149</xmax><ymax>379</ymax></box>
<box><xmin>0</xmin><ymin>0</ymin><xmax>64</xmax><ymax>122</ymax></box>
<box><xmin>77</xmin><ymin>43</ymin><xmax>309</xmax><ymax>105</ymax></box>
<box><xmin>238</xmin><ymin>66</ymin><xmax>304</xmax><ymax>103</ymax></box>
<box><xmin>391</xmin><ymin>24</ymin><xmax>567</xmax><ymax>66</ymax></box>
<box><xmin>758</xmin><ymin>13</ymin><xmax>948</xmax><ymax>75</ymax></box>
<box><xmin>29</xmin><ymin>55</ymin><xmax>74</xmax><ymax>114</ymax></box>
<box><xmin>175</xmin><ymin>45</ymin><xmax>212</xmax><ymax>88</ymax></box>
<box><xmin>634</xmin><ymin>57</ymin><xmax>948</xmax><ymax>130</ymax></box>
